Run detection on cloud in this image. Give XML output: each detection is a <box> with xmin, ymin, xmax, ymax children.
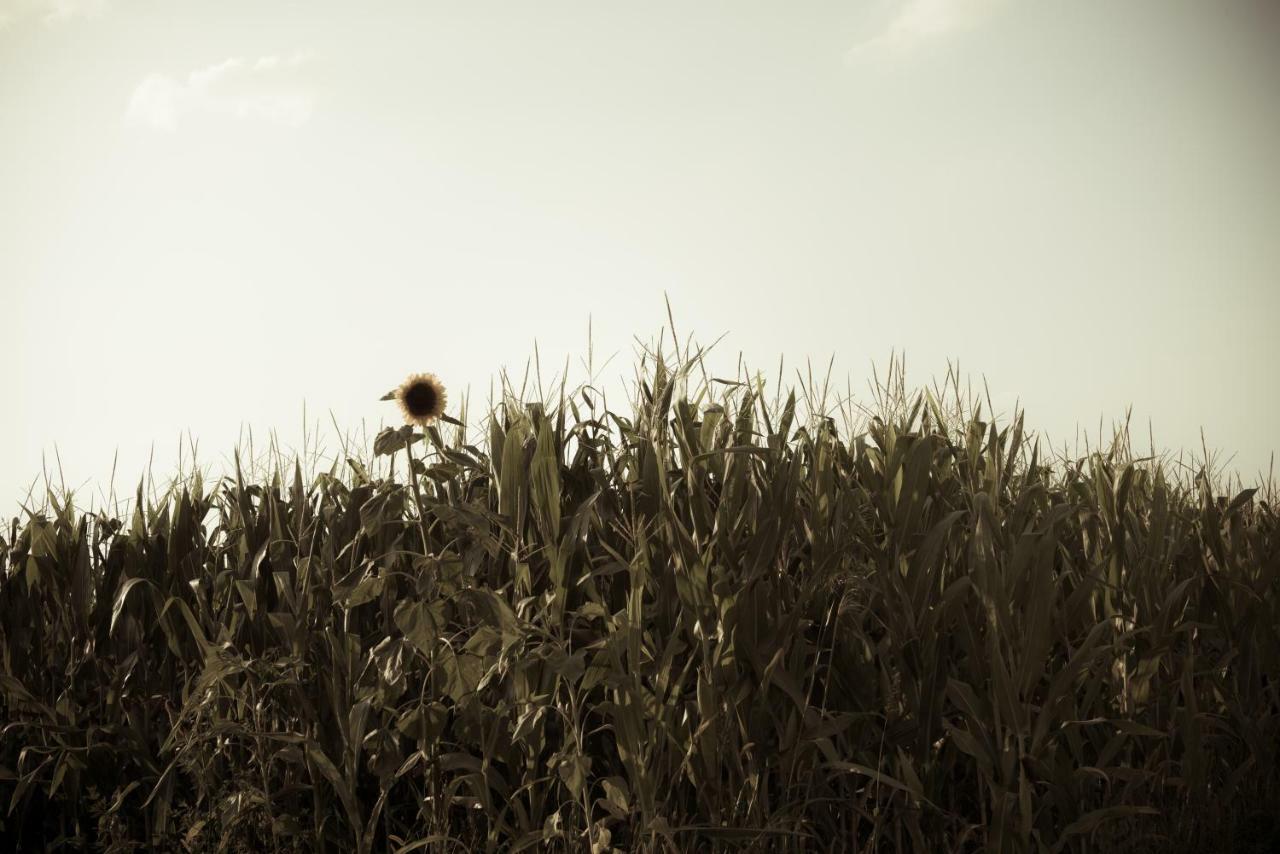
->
<box><xmin>42</xmin><ymin>0</ymin><xmax>106</xmax><ymax>22</ymax></box>
<box><xmin>0</xmin><ymin>0</ymin><xmax>106</xmax><ymax>29</ymax></box>
<box><xmin>125</xmin><ymin>52</ymin><xmax>314</xmax><ymax>131</ymax></box>
<box><xmin>847</xmin><ymin>0</ymin><xmax>1003</xmax><ymax>60</ymax></box>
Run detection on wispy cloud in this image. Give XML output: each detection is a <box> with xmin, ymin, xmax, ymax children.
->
<box><xmin>42</xmin><ymin>0</ymin><xmax>107</xmax><ymax>22</ymax></box>
<box><xmin>847</xmin><ymin>0</ymin><xmax>1003</xmax><ymax>60</ymax></box>
<box><xmin>125</xmin><ymin>52</ymin><xmax>314</xmax><ymax>132</ymax></box>
<box><xmin>0</xmin><ymin>0</ymin><xmax>106</xmax><ymax>30</ymax></box>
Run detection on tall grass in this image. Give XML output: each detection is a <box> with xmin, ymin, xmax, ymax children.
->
<box><xmin>2</xmin><ymin>336</ymin><xmax>1277</xmax><ymax>852</ymax></box>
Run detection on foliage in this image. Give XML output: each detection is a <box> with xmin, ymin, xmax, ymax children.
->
<box><xmin>2</xmin><ymin>338</ymin><xmax>1278</xmax><ymax>852</ymax></box>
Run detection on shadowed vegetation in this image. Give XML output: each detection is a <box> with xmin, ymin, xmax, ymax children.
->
<box><xmin>2</xmin><ymin>335</ymin><xmax>1278</xmax><ymax>852</ymax></box>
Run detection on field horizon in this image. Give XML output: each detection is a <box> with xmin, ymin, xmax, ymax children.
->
<box><xmin>11</xmin><ymin>334</ymin><xmax>1276</xmax><ymax>525</ymax></box>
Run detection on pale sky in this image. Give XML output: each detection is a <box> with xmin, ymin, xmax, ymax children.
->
<box><xmin>3</xmin><ymin>0</ymin><xmax>1278</xmax><ymax>509</ymax></box>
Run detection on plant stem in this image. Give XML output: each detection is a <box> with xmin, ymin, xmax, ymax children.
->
<box><xmin>404</xmin><ymin>434</ymin><xmax>432</xmax><ymax>561</ymax></box>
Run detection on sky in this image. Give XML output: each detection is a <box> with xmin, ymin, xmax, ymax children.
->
<box><xmin>2</xmin><ymin>0</ymin><xmax>1278</xmax><ymax>510</ymax></box>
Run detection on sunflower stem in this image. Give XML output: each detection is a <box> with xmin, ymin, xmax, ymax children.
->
<box><xmin>403</xmin><ymin>437</ymin><xmax>432</xmax><ymax>563</ymax></box>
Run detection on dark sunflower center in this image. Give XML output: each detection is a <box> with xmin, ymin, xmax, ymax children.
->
<box><xmin>404</xmin><ymin>382</ymin><xmax>438</xmax><ymax>416</ymax></box>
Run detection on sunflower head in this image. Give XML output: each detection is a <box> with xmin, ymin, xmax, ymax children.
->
<box><xmin>392</xmin><ymin>372</ymin><xmax>447</xmax><ymax>427</ymax></box>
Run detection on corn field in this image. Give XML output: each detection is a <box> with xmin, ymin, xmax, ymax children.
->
<box><xmin>2</xmin><ymin>344</ymin><xmax>1278</xmax><ymax>853</ymax></box>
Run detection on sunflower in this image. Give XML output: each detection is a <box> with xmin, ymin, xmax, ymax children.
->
<box><xmin>390</xmin><ymin>372</ymin><xmax>448</xmax><ymax>427</ymax></box>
